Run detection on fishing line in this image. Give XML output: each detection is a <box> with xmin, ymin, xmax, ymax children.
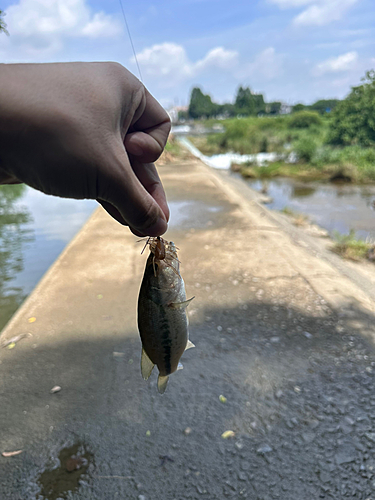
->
<box><xmin>118</xmin><ymin>0</ymin><xmax>143</xmax><ymax>82</ymax></box>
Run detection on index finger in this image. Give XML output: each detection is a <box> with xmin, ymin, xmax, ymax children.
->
<box><xmin>130</xmin><ymin>88</ymin><xmax>171</xmax><ymax>150</ymax></box>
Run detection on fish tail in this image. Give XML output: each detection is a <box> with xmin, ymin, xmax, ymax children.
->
<box><xmin>157</xmin><ymin>375</ymin><xmax>169</xmax><ymax>394</ymax></box>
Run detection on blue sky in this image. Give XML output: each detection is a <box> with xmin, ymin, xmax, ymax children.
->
<box><xmin>1</xmin><ymin>0</ymin><xmax>374</xmax><ymax>108</ymax></box>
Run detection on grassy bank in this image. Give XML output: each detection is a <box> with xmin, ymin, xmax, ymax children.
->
<box><xmin>188</xmin><ymin>113</ymin><xmax>375</xmax><ymax>183</ymax></box>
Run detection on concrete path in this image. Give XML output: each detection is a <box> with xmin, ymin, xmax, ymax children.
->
<box><xmin>1</xmin><ymin>159</ymin><xmax>375</xmax><ymax>499</ymax></box>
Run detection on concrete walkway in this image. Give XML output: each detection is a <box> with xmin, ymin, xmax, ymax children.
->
<box><xmin>1</xmin><ymin>159</ymin><xmax>375</xmax><ymax>499</ymax></box>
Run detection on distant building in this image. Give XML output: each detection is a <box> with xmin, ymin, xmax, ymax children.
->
<box><xmin>167</xmin><ymin>106</ymin><xmax>188</xmax><ymax>123</ymax></box>
<box><xmin>280</xmin><ymin>103</ymin><xmax>292</xmax><ymax>115</ymax></box>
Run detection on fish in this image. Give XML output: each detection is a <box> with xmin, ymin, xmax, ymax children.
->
<box><xmin>137</xmin><ymin>237</ymin><xmax>194</xmax><ymax>394</ymax></box>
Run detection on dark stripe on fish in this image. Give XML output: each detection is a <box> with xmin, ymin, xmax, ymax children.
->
<box><xmin>158</xmin><ymin>304</ymin><xmax>172</xmax><ymax>374</ymax></box>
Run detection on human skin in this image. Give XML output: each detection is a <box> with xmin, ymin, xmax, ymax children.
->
<box><xmin>0</xmin><ymin>62</ymin><xmax>171</xmax><ymax>236</ymax></box>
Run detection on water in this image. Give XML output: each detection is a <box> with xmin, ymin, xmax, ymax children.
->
<box><xmin>177</xmin><ymin>136</ymin><xmax>375</xmax><ymax>242</ymax></box>
<box><xmin>0</xmin><ymin>184</ymin><xmax>96</xmax><ymax>331</ymax></box>
<box><xmin>245</xmin><ymin>178</ymin><xmax>375</xmax><ymax>241</ymax></box>
<box><xmin>178</xmin><ymin>136</ymin><xmax>284</xmax><ymax>169</ymax></box>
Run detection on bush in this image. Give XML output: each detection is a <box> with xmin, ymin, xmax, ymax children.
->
<box><xmin>288</xmin><ymin>111</ymin><xmax>322</xmax><ymax>129</ymax></box>
<box><xmin>328</xmin><ymin>70</ymin><xmax>375</xmax><ymax>146</ymax></box>
<box><xmin>294</xmin><ymin>137</ymin><xmax>317</xmax><ymax>162</ymax></box>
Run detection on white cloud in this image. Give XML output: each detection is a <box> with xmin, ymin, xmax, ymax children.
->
<box><xmin>293</xmin><ymin>0</ymin><xmax>358</xmax><ymax>26</ymax></box>
<box><xmin>313</xmin><ymin>51</ymin><xmax>358</xmax><ymax>75</ymax></box>
<box><xmin>133</xmin><ymin>43</ymin><xmax>239</xmax><ymax>88</ymax></box>
<box><xmin>0</xmin><ymin>0</ymin><xmax>122</xmax><ymax>59</ymax></box>
<box><xmin>194</xmin><ymin>47</ymin><xmax>238</xmax><ymax>71</ymax></box>
<box><xmin>237</xmin><ymin>47</ymin><xmax>284</xmax><ymax>81</ymax></box>
<box><xmin>268</xmin><ymin>0</ymin><xmax>358</xmax><ymax>26</ymax></box>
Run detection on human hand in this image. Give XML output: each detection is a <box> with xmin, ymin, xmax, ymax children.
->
<box><xmin>0</xmin><ymin>62</ymin><xmax>170</xmax><ymax>236</ymax></box>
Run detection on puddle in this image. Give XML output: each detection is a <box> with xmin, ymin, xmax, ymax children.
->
<box><xmin>37</xmin><ymin>443</ymin><xmax>92</xmax><ymax>499</ymax></box>
<box><xmin>168</xmin><ymin>200</ymin><xmax>223</xmax><ymax>230</ymax></box>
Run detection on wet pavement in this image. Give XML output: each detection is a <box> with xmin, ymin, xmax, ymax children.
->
<box><xmin>0</xmin><ymin>159</ymin><xmax>375</xmax><ymax>499</ymax></box>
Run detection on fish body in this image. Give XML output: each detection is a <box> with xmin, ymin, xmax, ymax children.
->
<box><xmin>137</xmin><ymin>239</ymin><xmax>194</xmax><ymax>393</ymax></box>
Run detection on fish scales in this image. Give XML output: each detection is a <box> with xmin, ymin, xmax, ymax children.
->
<box><xmin>137</xmin><ymin>238</ymin><xmax>194</xmax><ymax>393</ymax></box>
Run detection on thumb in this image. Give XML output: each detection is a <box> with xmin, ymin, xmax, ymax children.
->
<box><xmin>97</xmin><ymin>142</ymin><xmax>168</xmax><ymax>236</ymax></box>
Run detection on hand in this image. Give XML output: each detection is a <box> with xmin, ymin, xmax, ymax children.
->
<box><xmin>0</xmin><ymin>62</ymin><xmax>170</xmax><ymax>236</ymax></box>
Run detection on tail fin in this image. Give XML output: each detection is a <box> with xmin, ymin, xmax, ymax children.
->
<box><xmin>157</xmin><ymin>375</ymin><xmax>169</xmax><ymax>394</ymax></box>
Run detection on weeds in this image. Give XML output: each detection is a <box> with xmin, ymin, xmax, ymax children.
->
<box><xmin>331</xmin><ymin>230</ymin><xmax>374</xmax><ymax>261</ymax></box>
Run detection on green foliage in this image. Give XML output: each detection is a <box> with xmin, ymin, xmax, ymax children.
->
<box><xmin>288</xmin><ymin>111</ymin><xmax>322</xmax><ymax>129</ymax></box>
<box><xmin>294</xmin><ymin>137</ymin><xmax>317</xmax><ymax>162</ymax></box>
<box><xmin>188</xmin><ymin>88</ymin><xmax>217</xmax><ymax>119</ymax></box>
<box><xmin>329</xmin><ymin>71</ymin><xmax>375</xmax><ymax>147</ymax></box>
<box><xmin>331</xmin><ymin>230</ymin><xmax>372</xmax><ymax>261</ymax></box>
<box><xmin>234</xmin><ymin>86</ymin><xmax>265</xmax><ymax>116</ymax></box>
<box><xmin>310</xmin><ymin>99</ymin><xmax>340</xmax><ymax>114</ymax></box>
<box><xmin>267</xmin><ymin>102</ymin><xmax>282</xmax><ymax>115</ymax></box>
<box><xmin>0</xmin><ymin>9</ymin><xmax>9</xmax><ymax>35</ymax></box>
<box><xmin>292</xmin><ymin>100</ymin><xmax>340</xmax><ymax>114</ymax></box>
<box><xmin>292</xmin><ymin>104</ymin><xmax>306</xmax><ymax>113</ymax></box>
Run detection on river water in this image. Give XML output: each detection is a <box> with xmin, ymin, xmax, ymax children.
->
<box><xmin>179</xmin><ymin>136</ymin><xmax>375</xmax><ymax>240</ymax></box>
<box><xmin>0</xmin><ymin>185</ymin><xmax>96</xmax><ymax>331</ymax></box>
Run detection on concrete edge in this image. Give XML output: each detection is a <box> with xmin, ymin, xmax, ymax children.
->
<box><xmin>0</xmin><ymin>206</ymin><xmax>102</xmax><ymax>339</ymax></box>
<box><xmin>190</xmin><ymin>159</ymin><xmax>375</xmax><ymax>316</ymax></box>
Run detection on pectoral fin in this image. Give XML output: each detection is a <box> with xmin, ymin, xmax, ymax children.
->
<box><xmin>157</xmin><ymin>375</ymin><xmax>169</xmax><ymax>394</ymax></box>
<box><xmin>185</xmin><ymin>340</ymin><xmax>195</xmax><ymax>350</ymax></box>
<box><xmin>141</xmin><ymin>348</ymin><xmax>155</xmax><ymax>380</ymax></box>
<box><xmin>168</xmin><ymin>296</ymin><xmax>195</xmax><ymax>310</ymax></box>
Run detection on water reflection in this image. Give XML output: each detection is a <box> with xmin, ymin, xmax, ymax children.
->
<box><xmin>0</xmin><ymin>185</ymin><xmax>96</xmax><ymax>332</ymax></box>
<box><xmin>292</xmin><ymin>186</ymin><xmax>316</xmax><ymax>198</ymax></box>
<box><xmin>243</xmin><ymin>177</ymin><xmax>375</xmax><ymax>241</ymax></box>
<box><xmin>0</xmin><ymin>185</ymin><xmax>33</xmax><ymax>331</ymax></box>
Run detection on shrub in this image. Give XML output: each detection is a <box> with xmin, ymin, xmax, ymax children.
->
<box><xmin>288</xmin><ymin>111</ymin><xmax>322</xmax><ymax>129</ymax></box>
<box><xmin>294</xmin><ymin>137</ymin><xmax>317</xmax><ymax>162</ymax></box>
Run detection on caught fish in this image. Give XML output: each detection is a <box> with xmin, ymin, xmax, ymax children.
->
<box><xmin>137</xmin><ymin>237</ymin><xmax>194</xmax><ymax>394</ymax></box>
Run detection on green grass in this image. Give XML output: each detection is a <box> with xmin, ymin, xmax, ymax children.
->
<box><xmin>331</xmin><ymin>230</ymin><xmax>374</xmax><ymax>261</ymax></box>
<box><xmin>188</xmin><ymin>114</ymin><xmax>375</xmax><ymax>183</ymax></box>
<box><xmin>280</xmin><ymin>206</ymin><xmax>309</xmax><ymax>226</ymax></box>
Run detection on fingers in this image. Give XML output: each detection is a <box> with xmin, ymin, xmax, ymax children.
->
<box><xmin>130</xmin><ymin>158</ymin><xmax>170</xmax><ymax>222</ymax></box>
<box><xmin>126</xmin><ymin>88</ymin><xmax>171</xmax><ymax>163</ymax></box>
<box><xmin>97</xmin><ymin>139</ymin><xmax>168</xmax><ymax>237</ymax></box>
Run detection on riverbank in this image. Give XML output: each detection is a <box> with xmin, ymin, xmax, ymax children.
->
<box><xmin>187</xmin><ymin>114</ymin><xmax>375</xmax><ymax>183</ymax></box>
<box><xmin>1</xmin><ymin>157</ymin><xmax>375</xmax><ymax>499</ymax></box>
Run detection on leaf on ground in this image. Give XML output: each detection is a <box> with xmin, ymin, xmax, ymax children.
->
<box><xmin>221</xmin><ymin>430</ymin><xmax>235</xmax><ymax>439</ymax></box>
<box><xmin>219</xmin><ymin>395</ymin><xmax>227</xmax><ymax>403</ymax></box>
<box><xmin>28</xmin><ymin>317</ymin><xmax>36</xmax><ymax>323</ymax></box>
<box><xmin>146</xmin><ymin>430</ymin><xmax>151</xmax><ymax>437</ymax></box>
<box><xmin>97</xmin><ymin>294</ymin><xmax>103</xmax><ymax>300</ymax></box>
<box><xmin>1</xmin><ymin>333</ymin><xmax>32</xmax><ymax>348</ymax></box>
<box><xmin>2</xmin><ymin>450</ymin><xmax>22</xmax><ymax>457</ymax></box>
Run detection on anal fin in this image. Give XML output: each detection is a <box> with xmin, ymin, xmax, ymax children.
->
<box><xmin>157</xmin><ymin>375</ymin><xmax>169</xmax><ymax>394</ymax></box>
<box><xmin>141</xmin><ymin>347</ymin><xmax>155</xmax><ymax>380</ymax></box>
<box><xmin>185</xmin><ymin>340</ymin><xmax>195</xmax><ymax>350</ymax></box>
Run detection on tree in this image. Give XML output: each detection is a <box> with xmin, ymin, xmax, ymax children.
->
<box><xmin>329</xmin><ymin>71</ymin><xmax>375</xmax><ymax>146</ymax></box>
<box><xmin>235</xmin><ymin>86</ymin><xmax>256</xmax><ymax>115</ymax></box>
<box><xmin>310</xmin><ymin>99</ymin><xmax>340</xmax><ymax>114</ymax></box>
<box><xmin>268</xmin><ymin>102</ymin><xmax>282</xmax><ymax>115</ymax></box>
<box><xmin>0</xmin><ymin>10</ymin><xmax>9</xmax><ymax>36</ymax></box>
<box><xmin>188</xmin><ymin>87</ymin><xmax>216</xmax><ymax>119</ymax></box>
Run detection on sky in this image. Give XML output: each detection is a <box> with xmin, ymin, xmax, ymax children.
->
<box><xmin>0</xmin><ymin>0</ymin><xmax>374</xmax><ymax>108</ymax></box>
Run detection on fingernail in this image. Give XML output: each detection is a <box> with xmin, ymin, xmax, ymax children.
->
<box><xmin>146</xmin><ymin>216</ymin><xmax>168</xmax><ymax>237</ymax></box>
